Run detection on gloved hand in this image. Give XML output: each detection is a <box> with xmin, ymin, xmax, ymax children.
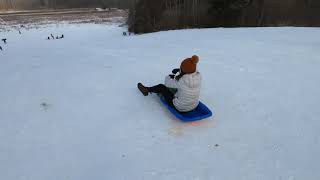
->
<box><xmin>172</xmin><ymin>68</ymin><xmax>180</xmax><ymax>74</ymax></box>
<box><xmin>169</xmin><ymin>74</ymin><xmax>175</xmax><ymax>79</ymax></box>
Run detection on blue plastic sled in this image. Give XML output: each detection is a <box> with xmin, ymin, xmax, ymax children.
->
<box><xmin>159</xmin><ymin>95</ymin><xmax>213</xmax><ymax>122</ymax></box>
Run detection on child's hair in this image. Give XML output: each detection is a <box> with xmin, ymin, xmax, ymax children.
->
<box><xmin>175</xmin><ymin>72</ymin><xmax>185</xmax><ymax>81</ymax></box>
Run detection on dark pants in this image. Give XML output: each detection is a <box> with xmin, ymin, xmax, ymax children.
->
<box><xmin>149</xmin><ymin>84</ymin><xmax>175</xmax><ymax>107</ymax></box>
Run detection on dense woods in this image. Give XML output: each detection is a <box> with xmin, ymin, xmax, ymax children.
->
<box><xmin>128</xmin><ymin>0</ymin><xmax>320</xmax><ymax>33</ymax></box>
<box><xmin>1</xmin><ymin>0</ymin><xmax>319</xmax><ymax>34</ymax></box>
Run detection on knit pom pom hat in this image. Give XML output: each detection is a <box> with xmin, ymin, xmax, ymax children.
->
<box><xmin>180</xmin><ymin>55</ymin><xmax>199</xmax><ymax>74</ymax></box>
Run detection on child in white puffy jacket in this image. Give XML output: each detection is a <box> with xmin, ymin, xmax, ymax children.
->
<box><xmin>138</xmin><ymin>55</ymin><xmax>202</xmax><ymax>112</ymax></box>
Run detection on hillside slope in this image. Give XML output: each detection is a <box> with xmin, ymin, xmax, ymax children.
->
<box><xmin>1</xmin><ymin>24</ymin><xmax>320</xmax><ymax>180</ymax></box>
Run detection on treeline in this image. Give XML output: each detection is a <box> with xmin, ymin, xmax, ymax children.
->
<box><xmin>128</xmin><ymin>0</ymin><xmax>320</xmax><ymax>33</ymax></box>
<box><xmin>0</xmin><ymin>0</ymin><xmax>133</xmax><ymax>10</ymax></box>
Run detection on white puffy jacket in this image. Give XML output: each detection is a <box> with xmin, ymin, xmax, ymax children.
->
<box><xmin>164</xmin><ymin>72</ymin><xmax>202</xmax><ymax>112</ymax></box>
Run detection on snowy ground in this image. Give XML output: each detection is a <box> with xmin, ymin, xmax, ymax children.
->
<box><xmin>1</xmin><ymin>24</ymin><xmax>320</xmax><ymax>180</ymax></box>
<box><xmin>0</xmin><ymin>9</ymin><xmax>127</xmax><ymax>32</ymax></box>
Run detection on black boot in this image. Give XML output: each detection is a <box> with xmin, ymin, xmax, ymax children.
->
<box><xmin>137</xmin><ymin>83</ymin><xmax>149</xmax><ymax>96</ymax></box>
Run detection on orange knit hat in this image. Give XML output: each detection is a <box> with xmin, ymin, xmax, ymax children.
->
<box><xmin>180</xmin><ymin>55</ymin><xmax>199</xmax><ymax>74</ymax></box>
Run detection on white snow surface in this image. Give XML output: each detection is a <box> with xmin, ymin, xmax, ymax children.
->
<box><xmin>1</xmin><ymin>24</ymin><xmax>320</xmax><ymax>180</ymax></box>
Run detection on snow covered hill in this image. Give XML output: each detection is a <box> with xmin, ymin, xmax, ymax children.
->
<box><xmin>1</xmin><ymin>24</ymin><xmax>320</xmax><ymax>180</ymax></box>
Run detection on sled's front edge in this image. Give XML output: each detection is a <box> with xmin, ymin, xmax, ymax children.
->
<box><xmin>159</xmin><ymin>96</ymin><xmax>213</xmax><ymax>122</ymax></box>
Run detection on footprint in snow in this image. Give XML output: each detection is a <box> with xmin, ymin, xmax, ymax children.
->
<box><xmin>40</xmin><ymin>102</ymin><xmax>51</xmax><ymax>111</ymax></box>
